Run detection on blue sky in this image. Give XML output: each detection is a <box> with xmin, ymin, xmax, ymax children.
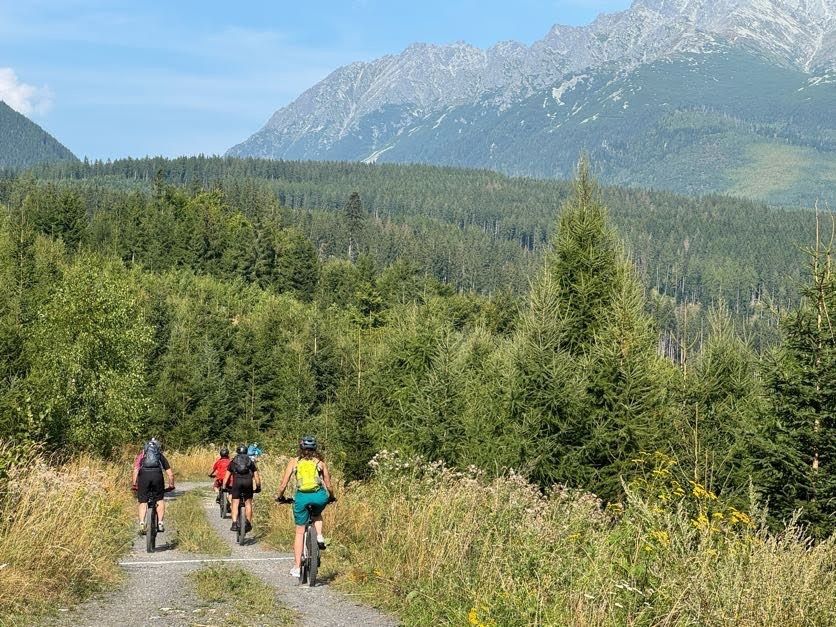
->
<box><xmin>0</xmin><ymin>0</ymin><xmax>632</xmax><ymax>159</ymax></box>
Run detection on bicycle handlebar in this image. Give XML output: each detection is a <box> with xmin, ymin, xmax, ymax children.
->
<box><xmin>164</xmin><ymin>486</ymin><xmax>175</xmax><ymax>493</ymax></box>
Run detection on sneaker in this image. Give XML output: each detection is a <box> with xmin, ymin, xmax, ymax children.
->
<box><xmin>157</xmin><ymin>522</ymin><xmax>165</xmax><ymax>533</ymax></box>
<box><xmin>231</xmin><ymin>522</ymin><xmax>239</xmax><ymax>532</ymax></box>
<box><xmin>245</xmin><ymin>520</ymin><xmax>252</xmax><ymax>533</ymax></box>
<box><xmin>317</xmin><ymin>535</ymin><xmax>327</xmax><ymax>550</ymax></box>
<box><xmin>138</xmin><ymin>522</ymin><xmax>147</xmax><ymax>536</ymax></box>
<box><xmin>289</xmin><ymin>567</ymin><xmax>300</xmax><ymax>577</ymax></box>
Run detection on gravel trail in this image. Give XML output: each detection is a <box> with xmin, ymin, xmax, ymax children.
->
<box><xmin>43</xmin><ymin>482</ymin><xmax>224</xmax><ymax>627</ymax></box>
<box><xmin>202</xmin><ymin>492</ymin><xmax>399</xmax><ymax>627</ymax></box>
<box><xmin>42</xmin><ymin>482</ymin><xmax>399</xmax><ymax>627</ymax></box>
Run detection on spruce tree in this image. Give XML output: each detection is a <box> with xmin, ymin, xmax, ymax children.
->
<box><xmin>761</xmin><ymin>237</ymin><xmax>836</xmax><ymax>538</ymax></box>
<box><xmin>344</xmin><ymin>192</ymin><xmax>364</xmax><ymax>263</ymax></box>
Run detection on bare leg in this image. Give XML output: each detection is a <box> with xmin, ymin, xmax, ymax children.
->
<box><xmin>312</xmin><ymin>515</ymin><xmax>323</xmax><ymax>537</ymax></box>
<box><xmin>245</xmin><ymin>499</ymin><xmax>253</xmax><ymax>523</ymax></box>
<box><xmin>294</xmin><ymin>525</ymin><xmax>305</xmax><ymax>568</ymax></box>
<box><xmin>138</xmin><ymin>502</ymin><xmax>147</xmax><ymax>523</ymax></box>
<box><xmin>156</xmin><ymin>498</ymin><xmax>166</xmax><ymax>523</ymax></box>
<box><xmin>231</xmin><ymin>498</ymin><xmax>240</xmax><ymax>523</ymax></box>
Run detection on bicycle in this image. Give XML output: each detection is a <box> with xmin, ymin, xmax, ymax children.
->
<box><xmin>209</xmin><ymin>473</ymin><xmax>231</xmax><ymax>519</ymax></box>
<box><xmin>145</xmin><ymin>486</ymin><xmax>175</xmax><ymax>553</ymax></box>
<box><xmin>276</xmin><ymin>496</ymin><xmax>333</xmax><ymax>587</ymax></box>
<box><xmin>233</xmin><ymin>485</ymin><xmax>260</xmax><ymax>545</ymax></box>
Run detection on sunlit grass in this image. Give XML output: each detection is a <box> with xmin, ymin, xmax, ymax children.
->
<box><xmin>0</xmin><ymin>445</ymin><xmax>134</xmax><ymax>621</ymax></box>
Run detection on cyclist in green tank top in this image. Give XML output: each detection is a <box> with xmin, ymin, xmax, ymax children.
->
<box><xmin>275</xmin><ymin>435</ymin><xmax>334</xmax><ymax>578</ymax></box>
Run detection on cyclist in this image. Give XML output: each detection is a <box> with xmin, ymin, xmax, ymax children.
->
<box><xmin>247</xmin><ymin>442</ymin><xmax>263</xmax><ymax>460</ymax></box>
<box><xmin>209</xmin><ymin>446</ymin><xmax>232</xmax><ymax>505</ymax></box>
<box><xmin>275</xmin><ymin>435</ymin><xmax>334</xmax><ymax>578</ymax></box>
<box><xmin>223</xmin><ymin>444</ymin><xmax>261</xmax><ymax>533</ymax></box>
<box><xmin>132</xmin><ymin>438</ymin><xmax>175</xmax><ymax>535</ymax></box>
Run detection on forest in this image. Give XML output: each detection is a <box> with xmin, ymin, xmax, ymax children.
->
<box><xmin>0</xmin><ymin>156</ymin><xmax>834</xmax><ymax>540</ymax></box>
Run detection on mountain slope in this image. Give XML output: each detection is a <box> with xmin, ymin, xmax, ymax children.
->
<box><xmin>0</xmin><ymin>101</ymin><xmax>76</xmax><ymax>169</ymax></box>
<box><xmin>228</xmin><ymin>0</ymin><xmax>836</xmax><ymax>206</ymax></box>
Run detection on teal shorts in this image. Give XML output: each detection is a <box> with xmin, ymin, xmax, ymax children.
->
<box><xmin>293</xmin><ymin>487</ymin><xmax>329</xmax><ymax>525</ymax></box>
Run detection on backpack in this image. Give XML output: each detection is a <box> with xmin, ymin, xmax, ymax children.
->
<box><xmin>296</xmin><ymin>458</ymin><xmax>321</xmax><ymax>492</ymax></box>
<box><xmin>142</xmin><ymin>441</ymin><xmax>161</xmax><ymax>469</ymax></box>
<box><xmin>231</xmin><ymin>454</ymin><xmax>252</xmax><ymax>477</ymax></box>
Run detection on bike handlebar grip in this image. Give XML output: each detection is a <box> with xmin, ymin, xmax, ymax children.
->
<box><xmin>165</xmin><ymin>486</ymin><xmax>175</xmax><ymax>493</ymax></box>
<box><xmin>254</xmin><ymin>486</ymin><xmax>262</xmax><ymax>493</ymax></box>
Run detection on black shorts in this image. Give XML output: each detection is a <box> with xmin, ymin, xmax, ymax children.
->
<box><xmin>230</xmin><ymin>476</ymin><xmax>254</xmax><ymax>500</ymax></box>
<box><xmin>137</xmin><ymin>469</ymin><xmax>165</xmax><ymax>503</ymax></box>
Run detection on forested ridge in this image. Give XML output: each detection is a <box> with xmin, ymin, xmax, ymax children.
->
<box><xmin>1</xmin><ymin>157</ymin><xmax>834</xmax><ymax>540</ymax></box>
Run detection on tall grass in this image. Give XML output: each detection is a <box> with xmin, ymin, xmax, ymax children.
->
<box><xmin>300</xmin><ymin>451</ymin><xmax>836</xmax><ymax>627</ymax></box>
<box><xmin>167</xmin><ymin>490</ymin><xmax>231</xmax><ymax>555</ymax></box>
<box><xmin>0</xmin><ymin>446</ymin><xmax>133</xmax><ymax>621</ymax></box>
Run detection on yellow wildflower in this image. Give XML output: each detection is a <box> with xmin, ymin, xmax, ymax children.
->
<box><xmin>468</xmin><ymin>608</ymin><xmax>479</xmax><ymax>626</ymax></box>
<box><xmin>690</xmin><ymin>481</ymin><xmax>718</xmax><ymax>501</ymax></box>
<box><xmin>650</xmin><ymin>529</ymin><xmax>671</xmax><ymax>549</ymax></box>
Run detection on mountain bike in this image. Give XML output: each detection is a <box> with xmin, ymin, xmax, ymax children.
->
<box><xmin>218</xmin><ymin>486</ymin><xmax>230</xmax><ymax>519</ymax></box>
<box><xmin>145</xmin><ymin>486</ymin><xmax>175</xmax><ymax>553</ymax></box>
<box><xmin>276</xmin><ymin>495</ymin><xmax>334</xmax><ymax>587</ymax></box>
<box><xmin>234</xmin><ymin>485</ymin><xmax>260</xmax><ymax>545</ymax></box>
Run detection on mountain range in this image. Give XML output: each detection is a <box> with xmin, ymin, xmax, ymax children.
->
<box><xmin>227</xmin><ymin>0</ymin><xmax>836</xmax><ymax>206</ymax></box>
<box><xmin>0</xmin><ymin>101</ymin><xmax>76</xmax><ymax>169</ymax></box>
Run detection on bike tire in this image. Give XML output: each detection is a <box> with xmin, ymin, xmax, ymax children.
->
<box><xmin>237</xmin><ymin>502</ymin><xmax>246</xmax><ymax>545</ymax></box>
<box><xmin>300</xmin><ymin>527</ymin><xmax>309</xmax><ymax>584</ymax></box>
<box><xmin>145</xmin><ymin>505</ymin><xmax>155</xmax><ymax>553</ymax></box>
<box><xmin>307</xmin><ymin>525</ymin><xmax>319</xmax><ymax>587</ymax></box>
<box><xmin>219</xmin><ymin>493</ymin><xmax>227</xmax><ymax>519</ymax></box>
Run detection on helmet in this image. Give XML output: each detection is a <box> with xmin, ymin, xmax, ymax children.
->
<box><xmin>236</xmin><ymin>444</ymin><xmax>248</xmax><ymax>455</ymax></box>
<box><xmin>219</xmin><ymin>446</ymin><xmax>229</xmax><ymax>458</ymax></box>
<box><xmin>146</xmin><ymin>437</ymin><xmax>161</xmax><ymax>451</ymax></box>
<box><xmin>299</xmin><ymin>435</ymin><xmax>317</xmax><ymax>451</ymax></box>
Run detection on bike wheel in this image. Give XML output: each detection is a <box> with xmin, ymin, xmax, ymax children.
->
<box><xmin>300</xmin><ymin>527</ymin><xmax>309</xmax><ymax>584</ymax></box>
<box><xmin>145</xmin><ymin>505</ymin><xmax>155</xmax><ymax>553</ymax></box>
<box><xmin>307</xmin><ymin>524</ymin><xmax>319</xmax><ymax>587</ymax></box>
<box><xmin>219</xmin><ymin>493</ymin><xmax>226</xmax><ymax>519</ymax></box>
<box><xmin>237</xmin><ymin>503</ymin><xmax>246</xmax><ymax>545</ymax></box>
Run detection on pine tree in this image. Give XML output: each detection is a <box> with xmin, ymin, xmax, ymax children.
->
<box><xmin>761</xmin><ymin>230</ymin><xmax>836</xmax><ymax>538</ymax></box>
<box><xmin>344</xmin><ymin>191</ymin><xmax>364</xmax><ymax>263</ymax></box>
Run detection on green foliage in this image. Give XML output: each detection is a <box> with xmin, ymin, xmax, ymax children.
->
<box><xmin>0</xmin><ymin>102</ymin><xmax>77</xmax><ymax>169</ymax></box>
<box><xmin>760</xmin><ymin>242</ymin><xmax>836</xmax><ymax>538</ymax></box>
<box><xmin>23</xmin><ymin>253</ymin><xmax>153</xmax><ymax>453</ymax></box>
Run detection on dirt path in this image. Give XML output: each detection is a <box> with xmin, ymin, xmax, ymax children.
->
<box><xmin>202</xmin><ymin>493</ymin><xmax>398</xmax><ymax>627</ymax></box>
<box><xmin>42</xmin><ymin>482</ymin><xmax>218</xmax><ymax>627</ymax></box>
<box><xmin>42</xmin><ymin>483</ymin><xmax>398</xmax><ymax>627</ymax></box>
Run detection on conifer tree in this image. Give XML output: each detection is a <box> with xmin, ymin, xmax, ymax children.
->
<box><xmin>761</xmin><ymin>233</ymin><xmax>836</xmax><ymax>538</ymax></box>
<box><xmin>344</xmin><ymin>191</ymin><xmax>364</xmax><ymax>262</ymax></box>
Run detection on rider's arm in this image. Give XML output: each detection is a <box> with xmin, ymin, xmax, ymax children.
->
<box><xmin>166</xmin><ymin>467</ymin><xmax>174</xmax><ymax>488</ymax></box>
<box><xmin>320</xmin><ymin>461</ymin><xmax>334</xmax><ymax>494</ymax></box>
<box><xmin>222</xmin><ymin>469</ymin><xmax>231</xmax><ymax>487</ymax></box>
<box><xmin>276</xmin><ymin>459</ymin><xmax>296</xmax><ymax>496</ymax></box>
<box><xmin>253</xmin><ymin>470</ymin><xmax>262</xmax><ymax>490</ymax></box>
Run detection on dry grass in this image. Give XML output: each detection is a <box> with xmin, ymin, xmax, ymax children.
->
<box><xmin>300</xmin><ymin>451</ymin><xmax>836</xmax><ymax>627</ymax></box>
<box><xmin>0</xmin><ymin>447</ymin><xmax>134</xmax><ymax>622</ymax></box>
<box><xmin>168</xmin><ymin>446</ymin><xmax>221</xmax><ymax>481</ymax></box>
<box><xmin>188</xmin><ymin>564</ymin><xmax>296</xmax><ymax>626</ymax></box>
<box><xmin>167</xmin><ymin>490</ymin><xmax>230</xmax><ymax>555</ymax></box>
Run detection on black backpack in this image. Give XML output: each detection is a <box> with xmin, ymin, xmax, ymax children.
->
<box><xmin>231</xmin><ymin>453</ymin><xmax>252</xmax><ymax>476</ymax></box>
<box><xmin>142</xmin><ymin>441</ymin><xmax>161</xmax><ymax>469</ymax></box>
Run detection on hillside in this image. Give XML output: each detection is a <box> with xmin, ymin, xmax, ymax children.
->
<box><xmin>228</xmin><ymin>0</ymin><xmax>836</xmax><ymax>206</ymax></box>
<box><xmin>0</xmin><ymin>101</ymin><xmax>76</xmax><ymax>169</ymax></box>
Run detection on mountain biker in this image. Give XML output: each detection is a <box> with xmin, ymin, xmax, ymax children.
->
<box><xmin>209</xmin><ymin>446</ymin><xmax>232</xmax><ymax>505</ymax></box>
<box><xmin>275</xmin><ymin>435</ymin><xmax>334</xmax><ymax>578</ymax></box>
<box><xmin>247</xmin><ymin>442</ymin><xmax>263</xmax><ymax>460</ymax></box>
<box><xmin>132</xmin><ymin>438</ymin><xmax>175</xmax><ymax>535</ymax></box>
<box><xmin>223</xmin><ymin>444</ymin><xmax>261</xmax><ymax>533</ymax></box>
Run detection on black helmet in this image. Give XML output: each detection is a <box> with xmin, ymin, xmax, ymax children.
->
<box><xmin>236</xmin><ymin>444</ymin><xmax>248</xmax><ymax>455</ymax></box>
<box><xmin>299</xmin><ymin>435</ymin><xmax>317</xmax><ymax>450</ymax></box>
<box><xmin>219</xmin><ymin>446</ymin><xmax>229</xmax><ymax>458</ymax></box>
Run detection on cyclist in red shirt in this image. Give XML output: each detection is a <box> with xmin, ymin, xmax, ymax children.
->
<box><xmin>209</xmin><ymin>446</ymin><xmax>232</xmax><ymax>505</ymax></box>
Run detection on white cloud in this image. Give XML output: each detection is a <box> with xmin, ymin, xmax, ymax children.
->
<box><xmin>0</xmin><ymin>68</ymin><xmax>53</xmax><ymax>116</ymax></box>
